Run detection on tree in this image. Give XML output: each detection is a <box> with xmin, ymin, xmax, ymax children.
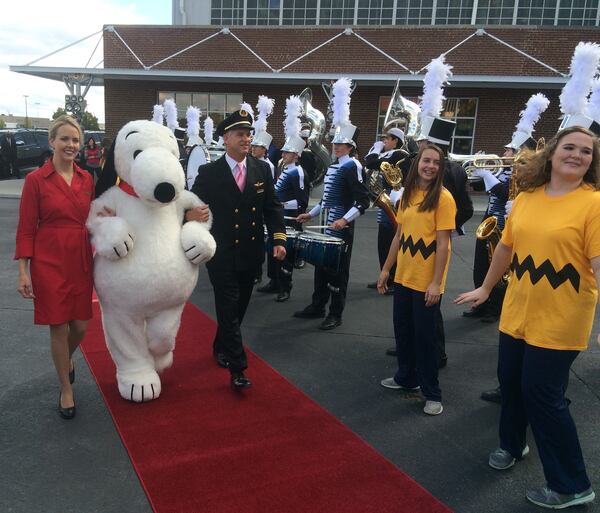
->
<box><xmin>0</xmin><ymin>118</ymin><xmax>5</xmax><ymax>129</ymax></box>
<box><xmin>51</xmin><ymin>108</ymin><xmax>100</xmax><ymax>131</ymax></box>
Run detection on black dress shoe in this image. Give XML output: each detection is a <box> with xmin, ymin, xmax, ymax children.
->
<box><xmin>257</xmin><ymin>280</ymin><xmax>279</xmax><ymax>293</ymax></box>
<box><xmin>231</xmin><ymin>371</ymin><xmax>252</xmax><ymax>389</ymax></box>
<box><xmin>276</xmin><ymin>290</ymin><xmax>291</xmax><ymax>302</ymax></box>
<box><xmin>367</xmin><ymin>282</ymin><xmax>377</xmax><ymax>289</ymax></box>
<box><xmin>385</xmin><ymin>347</ymin><xmax>397</xmax><ymax>356</ymax></box>
<box><xmin>293</xmin><ymin>305</ymin><xmax>326</xmax><ymax>319</ymax></box>
<box><xmin>58</xmin><ymin>392</ymin><xmax>76</xmax><ymax>420</ymax></box>
<box><xmin>481</xmin><ymin>386</ymin><xmax>502</xmax><ymax>404</ymax></box>
<box><xmin>214</xmin><ymin>352</ymin><xmax>230</xmax><ymax>368</ymax></box>
<box><xmin>319</xmin><ymin>315</ymin><xmax>342</xmax><ymax>330</ymax></box>
<box><xmin>294</xmin><ymin>259</ymin><xmax>305</xmax><ymax>269</ymax></box>
<box><xmin>463</xmin><ymin>307</ymin><xmax>486</xmax><ymax>318</ymax></box>
<box><xmin>69</xmin><ymin>361</ymin><xmax>75</xmax><ymax>384</ymax></box>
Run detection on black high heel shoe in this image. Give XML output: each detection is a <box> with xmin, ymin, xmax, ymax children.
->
<box><xmin>69</xmin><ymin>361</ymin><xmax>75</xmax><ymax>385</ymax></box>
<box><xmin>58</xmin><ymin>392</ymin><xmax>76</xmax><ymax>420</ymax></box>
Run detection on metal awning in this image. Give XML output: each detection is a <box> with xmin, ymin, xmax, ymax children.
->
<box><xmin>9</xmin><ymin>65</ymin><xmax>568</xmax><ymax>89</ymax></box>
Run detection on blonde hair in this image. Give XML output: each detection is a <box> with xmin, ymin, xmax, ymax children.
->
<box><xmin>48</xmin><ymin>115</ymin><xmax>83</xmax><ymax>145</ymax></box>
<box><xmin>518</xmin><ymin>126</ymin><xmax>600</xmax><ymax>192</ymax></box>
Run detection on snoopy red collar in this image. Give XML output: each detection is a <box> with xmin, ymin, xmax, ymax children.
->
<box><xmin>118</xmin><ymin>179</ymin><xmax>138</xmax><ymax>198</ymax></box>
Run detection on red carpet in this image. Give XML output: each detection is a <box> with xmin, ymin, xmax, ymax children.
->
<box><xmin>81</xmin><ymin>302</ymin><xmax>452</xmax><ymax>513</ymax></box>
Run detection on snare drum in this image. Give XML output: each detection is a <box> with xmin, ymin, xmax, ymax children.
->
<box><xmin>296</xmin><ymin>232</ymin><xmax>346</xmax><ymax>272</ymax></box>
<box><xmin>263</xmin><ymin>227</ymin><xmax>299</xmax><ymax>253</ymax></box>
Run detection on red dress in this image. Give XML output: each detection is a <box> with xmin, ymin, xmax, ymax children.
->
<box><xmin>15</xmin><ymin>160</ymin><xmax>94</xmax><ymax>325</ymax></box>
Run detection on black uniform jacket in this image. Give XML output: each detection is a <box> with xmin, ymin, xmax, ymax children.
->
<box><xmin>191</xmin><ymin>154</ymin><xmax>286</xmax><ymax>272</ymax></box>
<box><xmin>443</xmin><ymin>160</ymin><xmax>474</xmax><ymax>235</ymax></box>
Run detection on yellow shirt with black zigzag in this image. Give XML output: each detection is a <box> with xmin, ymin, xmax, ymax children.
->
<box><xmin>393</xmin><ymin>188</ymin><xmax>456</xmax><ymax>293</ymax></box>
<box><xmin>500</xmin><ymin>184</ymin><xmax>600</xmax><ymax>351</ymax></box>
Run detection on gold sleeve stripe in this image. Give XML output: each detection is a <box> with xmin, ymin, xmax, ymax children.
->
<box><xmin>273</xmin><ymin>233</ymin><xmax>287</xmax><ymax>240</ymax></box>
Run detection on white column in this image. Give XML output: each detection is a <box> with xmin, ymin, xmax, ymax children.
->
<box><xmin>243</xmin><ymin>0</ymin><xmax>248</xmax><ymax>25</ymax></box>
<box><xmin>554</xmin><ymin>0</ymin><xmax>560</xmax><ymax>25</ymax></box>
<box><xmin>354</xmin><ymin>0</ymin><xmax>359</xmax><ymax>25</ymax></box>
<box><xmin>432</xmin><ymin>0</ymin><xmax>438</xmax><ymax>24</ymax></box>
<box><xmin>392</xmin><ymin>0</ymin><xmax>398</xmax><ymax>24</ymax></box>
<box><xmin>317</xmin><ymin>0</ymin><xmax>321</xmax><ymax>24</ymax></box>
<box><xmin>512</xmin><ymin>0</ymin><xmax>519</xmax><ymax>24</ymax></box>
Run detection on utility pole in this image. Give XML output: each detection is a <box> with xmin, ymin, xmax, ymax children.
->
<box><xmin>23</xmin><ymin>95</ymin><xmax>29</xmax><ymax>128</ymax></box>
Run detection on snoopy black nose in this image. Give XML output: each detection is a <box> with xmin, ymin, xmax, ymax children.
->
<box><xmin>154</xmin><ymin>182</ymin><xmax>176</xmax><ymax>203</ymax></box>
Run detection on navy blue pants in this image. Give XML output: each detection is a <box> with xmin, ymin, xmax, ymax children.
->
<box><xmin>498</xmin><ymin>332</ymin><xmax>590</xmax><ymax>494</ymax></box>
<box><xmin>393</xmin><ymin>283</ymin><xmax>441</xmax><ymax>401</ymax></box>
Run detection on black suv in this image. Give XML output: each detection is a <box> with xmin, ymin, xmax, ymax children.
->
<box><xmin>0</xmin><ymin>129</ymin><xmax>53</xmax><ymax>170</ymax></box>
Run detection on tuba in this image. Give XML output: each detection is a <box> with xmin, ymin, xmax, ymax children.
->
<box><xmin>299</xmin><ymin>87</ymin><xmax>332</xmax><ymax>185</ymax></box>
<box><xmin>383</xmin><ymin>79</ymin><xmax>421</xmax><ymax>139</ymax></box>
<box><xmin>367</xmin><ymin>161</ymin><xmax>404</xmax><ymax>229</ymax></box>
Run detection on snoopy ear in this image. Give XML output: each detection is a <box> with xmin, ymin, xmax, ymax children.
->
<box><xmin>95</xmin><ymin>139</ymin><xmax>118</xmax><ymax>198</ymax></box>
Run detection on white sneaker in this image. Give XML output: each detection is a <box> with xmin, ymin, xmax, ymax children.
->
<box><xmin>424</xmin><ymin>401</ymin><xmax>443</xmax><ymax>415</ymax></box>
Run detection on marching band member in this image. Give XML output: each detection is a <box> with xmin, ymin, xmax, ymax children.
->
<box><xmin>378</xmin><ymin>144</ymin><xmax>456</xmax><ymax>416</ymax></box>
<box><xmin>473</xmin><ymin>94</ymin><xmax>550</xmax><ymax>405</ymax></box>
<box><xmin>250</xmin><ymin>95</ymin><xmax>276</xmax><ymax>180</ymax></box>
<box><xmin>364</xmin><ymin>127</ymin><xmax>411</xmax><ymax>294</ymax></box>
<box><xmin>295</xmin><ymin>78</ymin><xmax>370</xmax><ymax>330</ymax></box>
<box><xmin>455</xmin><ymin>41</ymin><xmax>600</xmax><ymax>509</ymax></box>
<box><xmin>258</xmin><ymin>96</ymin><xmax>309</xmax><ymax>302</ymax></box>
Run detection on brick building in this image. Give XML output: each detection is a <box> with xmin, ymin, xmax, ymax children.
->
<box><xmin>99</xmin><ymin>24</ymin><xmax>597</xmax><ymax>157</ymax></box>
<box><xmin>12</xmin><ymin>23</ymin><xmax>599</xmax><ymax>156</ymax></box>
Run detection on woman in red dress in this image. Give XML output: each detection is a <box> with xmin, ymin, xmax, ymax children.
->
<box><xmin>15</xmin><ymin>115</ymin><xmax>94</xmax><ymax>420</ymax></box>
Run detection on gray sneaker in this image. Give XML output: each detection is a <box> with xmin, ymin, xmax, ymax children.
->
<box><xmin>526</xmin><ymin>486</ymin><xmax>595</xmax><ymax>509</ymax></box>
<box><xmin>488</xmin><ymin>445</ymin><xmax>529</xmax><ymax>470</ymax></box>
<box><xmin>380</xmin><ymin>377</ymin><xmax>420</xmax><ymax>391</ymax></box>
<box><xmin>423</xmin><ymin>400</ymin><xmax>443</xmax><ymax>415</ymax></box>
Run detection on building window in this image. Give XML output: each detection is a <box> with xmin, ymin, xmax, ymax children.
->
<box><xmin>357</xmin><ymin>0</ymin><xmax>395</xmax><ymax>24</ymax></box>
<box><xmin>245</xmin><ymin>0</ymin><xmax>282</xmax><ymax>25</ymax></box>
<box><xmin>434</xmin><ymin>0</ymin><xmax>475</xmax><ymax>24</ymax></box>
<box><xmin>556</xmin><ymin>0</ymin><xmax>598</xmax><ymax>25</ymax></box>
<box><xmin>376</xmin><ymin>96</ymin><xmax>478</xmax><ymax>154</ymax></box>
<box><xmin>515</xmin><ymin>0</ymin><xmax>558</xmax><ymax>25</ymax></box>
<box><xmin>394</xmin><ymin>0</ymin><xmax>434</xmax><ymax>25</ymax></box>
<box><xmin>282</xmin><ymin>0</ymin><xmax>318</xmax><ymax>25</ymax></box>
<box><xmin>319</xmin><ymin>0</ymin><xmax>356</xmax><ymax>25</ymax></box>
<box><xmin>475</xmin><ymin>0</ymin><xmax>516</xmax><ymax>24</ymax></box>
<box><xmin>158</xmin><ymin>91</ymin><xmax>243</xmax><ymax>137</ymax></box>
<box><xmin>210</xmin><ymin>0</ymin><xmax>246</xmax><ymax>25</ymax></box>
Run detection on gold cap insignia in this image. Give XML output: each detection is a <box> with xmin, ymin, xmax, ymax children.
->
<box><xmin>240</xmin><ymin>109</ymin><xmax>248</xmax><ymax>117</ymax></box>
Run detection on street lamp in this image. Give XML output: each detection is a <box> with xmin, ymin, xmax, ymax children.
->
<box><xmin>34</xmin><ymin>102</ymin><xmax>40</xmax><ymax>119</ymax></box>
<box><xmin>23</xmin><ymin>95</ymin><xmax>29</xmax><ymax>128</ymax></box>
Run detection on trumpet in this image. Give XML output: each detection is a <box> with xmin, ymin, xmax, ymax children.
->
<box><xmin>448</xmin><ymin>153</ymin><xmax>507</xmax><ymax>181</ymax></box>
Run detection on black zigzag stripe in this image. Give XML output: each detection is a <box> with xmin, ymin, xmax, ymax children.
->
<box><xmin>511</xmin><ymin>254</ymin><xmax>580</xmax><ymax>292</ymax></box>
<box><xmin>399</xmin><ymin>234</ymin><xmax>437</xmax><ymax>260</ymax></box>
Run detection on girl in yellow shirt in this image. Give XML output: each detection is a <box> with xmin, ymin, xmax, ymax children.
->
<box><xmin>378</xmin><ymin>144</ymin><xmax>456</xmax><ymax>416</ymax></box>
<box><xmin>456</xmin><ymin>126</ymin><xmax>600</xmax><ymax>508</ymax></box>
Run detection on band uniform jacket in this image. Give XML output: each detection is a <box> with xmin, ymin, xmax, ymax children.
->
<box><xmin>443</xmin><ymin>160</ymin><xmax>474</xmax><ymax>235</ymax></box>
<box><xmin>191</xmin><ymin>154</ymin><xmax>286</xmax><ymax>272</ymax></box>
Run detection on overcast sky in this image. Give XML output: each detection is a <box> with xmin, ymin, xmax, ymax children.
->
<box><xmin>1</xmin><ymin>0</ymin><xmax>171</xmax><ymax>124</ymax></box>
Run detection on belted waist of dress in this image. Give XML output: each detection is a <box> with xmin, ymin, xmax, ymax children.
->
<box><xmin>39</xmin><ymin>224</ymin><xmax>91</xmax><ymax>272</ymax></box>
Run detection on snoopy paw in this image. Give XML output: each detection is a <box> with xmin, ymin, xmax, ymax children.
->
<box><xmin>181</xmin><ymin>223</ymin><xmax>216</xmax><ymax>265</ymax></box>
<box><xmin>117</xmin><ymin>371</ymin><xmax>161</xmax><ymax>402</ymax></box>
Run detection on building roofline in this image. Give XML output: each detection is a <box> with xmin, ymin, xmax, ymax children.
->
<box><xmin>9</xmin><ymin>65</ymin><xmax>568</xmax><ymax>89</ymax></box>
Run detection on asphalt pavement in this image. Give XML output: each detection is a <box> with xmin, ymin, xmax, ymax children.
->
<box><xmin>1</xmin><ymin>179</ymin><xmax>599</xmax><ymax>513</ymax></box>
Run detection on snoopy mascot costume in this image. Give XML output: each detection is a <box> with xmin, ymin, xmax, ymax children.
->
<box><xmin>87</xmin><ymin>120</ymin><xmax>216</xmax><ymax>402</ymax></box>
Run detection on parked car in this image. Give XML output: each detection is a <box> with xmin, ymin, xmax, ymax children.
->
<box><xmin>0</xmin><ymin>128</ymin><xmax>52</xmax><ymax>170</ymax></box>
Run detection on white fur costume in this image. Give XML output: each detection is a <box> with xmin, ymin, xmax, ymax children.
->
<box><xmin>87</xmin><ymin>120</ymin><xmax>216</xmax><ymax>402</ymax></box>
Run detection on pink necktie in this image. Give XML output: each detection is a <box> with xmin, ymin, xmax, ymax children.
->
<box><xmin>234</xmin><ymin>162</ymin><xmax>246</xmax><ymax>192</ymax></box>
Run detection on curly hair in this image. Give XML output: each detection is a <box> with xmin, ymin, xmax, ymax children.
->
<box><xmin>517</xmin><ymin>126</ymin><xmax>600</xmax><ymax>192</ymax></box>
